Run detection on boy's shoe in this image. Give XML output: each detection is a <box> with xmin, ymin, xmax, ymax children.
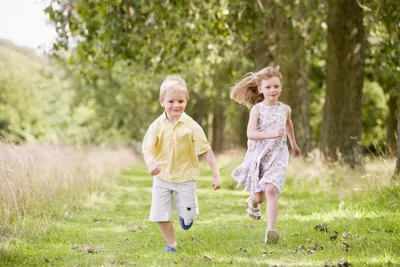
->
<box><xmin>265</xmin><ymin>229</ymin><xmax>280</xmax><ymax>244</ymax></box>
<box><xmin>179</xmin><ymin>216</ymin><xmax>193</xmax><ymax>230</ymax></box>
<box><xmin>163</xmin><ymin>246</ymin><xmax>177</xmax><ymax>252</ymax></box>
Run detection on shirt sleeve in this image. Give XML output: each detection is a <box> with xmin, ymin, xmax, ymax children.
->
<box><xmin>142</xmin><ymin>121</ymin><xmax>158</xmax><ymax>154</ymax></box>
<box><xmin>192</xmin><ymin>121</ymin><xmax>211</xmax><ymax>155</ymax></box>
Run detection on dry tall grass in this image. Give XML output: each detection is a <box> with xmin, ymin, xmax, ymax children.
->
<box><xmin>217</xmin><ymin>148</ymin><xmax>395</xmax><ymax>195</ymax></box>
<box><xmin>287</xmin><ymin>151</ymin><xmax>395</xmax><ymax>195</ymax></box>
<box><xmin>0</xmin><ymin>144</ymin><xmax>136</xmax><ymax>226</ymax></box>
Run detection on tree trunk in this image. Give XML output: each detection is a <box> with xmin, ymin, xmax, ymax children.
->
<box><xmin>392</xmin><ymin>111</ymin><xmax>400</xmax><ymax>182</ymax></box>
<box><xmin>212</xmin><ymin>103</ymin><xmax>225</xmax><ymax>154</ymax></box>
<box><xmin>274</xmin><ymin>6</ymin><xmax>311</xmax><ymax>155</ymax></box>
<box><xmin>386</xmin><ymin>94</ymin><xmax>398</xmax><ymax>154</ymax></box>
<box><xmin>252</xmin><ymin>2</ymin><xmax>311</xmax><ymax>154</ymax></box>
<box><xmin>320</xmin><ymin>0</ymin><xmax>365</xmax><ymax>167</ymax></box>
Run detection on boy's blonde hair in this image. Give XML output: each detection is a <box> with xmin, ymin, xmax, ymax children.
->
<box><xmin>160</xmin><ymin>75</ymin><xmax>189</xmax><ymax>100</ymax></box>
<box><xmin>230</xmin><ymin>66</ymin><xmax>283</xmax><ymax>108</ymax></box>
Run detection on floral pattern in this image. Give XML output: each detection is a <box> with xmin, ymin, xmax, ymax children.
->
<box><xmin>232</xmin><ymin>102</ymin><xmax>289</xmax><ymax>195</ymax></box>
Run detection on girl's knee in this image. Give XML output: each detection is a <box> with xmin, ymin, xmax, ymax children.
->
<box><xmin>265</xmin><ymin>184</ymin><xmax>278</xmax><ymax>197</ymax></box>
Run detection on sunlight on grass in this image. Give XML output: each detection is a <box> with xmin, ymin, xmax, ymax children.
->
<box><xmin>1</xmin><ymin>150</ymin><xmax>399</xmax><ymax>266</ymax></box>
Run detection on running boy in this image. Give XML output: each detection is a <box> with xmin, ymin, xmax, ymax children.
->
<box><xmin>142</xmin><ymin>75</ymin><xmax>221</xmax><ymax>252</ymax></box>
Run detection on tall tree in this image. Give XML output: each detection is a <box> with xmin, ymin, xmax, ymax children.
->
<box><xmin>248</xmin><ymin>0</ymin><xmax>326</xmax><ymax>155</ymax></box>
<box><xmin>394</xmin><ymin>111</ymin><xmax>400</xmax><ymax>182</ymax></box>
<box><xmin>321</xmin><ymin>0</ymin><xmax>365</xmax><ymax>167</ymax></box>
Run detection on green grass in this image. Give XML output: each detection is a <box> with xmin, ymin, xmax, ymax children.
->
<box><xmin>1</xmin><ymin>161</ymin><xmax>399</xmax><ymax>267</ymax></box>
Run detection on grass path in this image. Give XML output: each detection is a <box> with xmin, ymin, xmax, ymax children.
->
<box><xmin>1</xmin><ymin>163</ymin><xmax>399</xmax><ymax>266</ymax></box>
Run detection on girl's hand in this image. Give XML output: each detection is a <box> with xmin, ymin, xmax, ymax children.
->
<box><xmin>292</xmin><ymin>145</ymin><xmax>301</xmax><ymax>156</ymax></box>
<box><xmin>273</xmin><ymin>128</ymin><xmax>285</xmax><ymax>138</ymax></box>
<box><xmin>212</xmin><ymin>175</ymin><xmax>221</xmax><ymax>190</ymax></box>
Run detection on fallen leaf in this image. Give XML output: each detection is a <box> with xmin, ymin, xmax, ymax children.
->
<box><xmin>314</xmin><ymin>223</ymin><xmax>329</xmax><ymax>233</ymax></box>
<box><xmin>341</xmin><ymin>243</ymin><xmax>350</xmax><ymax>252</ymax></box>
<box><xmin>330</xmin><ymin>231</ymin><xmax>339</xmax><ymax>239</ymax></box>
<box><xmin>337</xmin><ymin>260</ymin><xmax>351</xmax><ymax>266</ymax></box>
<box><xmin>204</xmin><ymin>255</ymin><xmax>212</xmax><ymax>260</ymax></box>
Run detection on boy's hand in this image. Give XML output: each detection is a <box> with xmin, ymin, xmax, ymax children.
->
<box><xmin>212</xmin><ymin>175</ymin><xmax>221</xmax><ymax>190</ymax></box>
<box><xmin>148</xmin><ymin>162</ymin><xmax>161</xmax><ymax>176</ymax></box>
<box><xmin>151</xmin><ymin>167</ymin><xmax>161</xmax><ymax>176</ymax></box>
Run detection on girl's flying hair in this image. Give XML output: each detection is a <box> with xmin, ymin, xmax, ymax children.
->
<box><xmin>230</xmin><ymin>66</ymin><xmax>283</xmax><ymax>108</ymax></box>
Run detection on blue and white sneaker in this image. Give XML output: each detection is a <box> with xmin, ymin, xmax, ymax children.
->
<box><xmin>179</xmin><ymin>216</ymin><xmax>193</xmax><ymax>230</ymax></box>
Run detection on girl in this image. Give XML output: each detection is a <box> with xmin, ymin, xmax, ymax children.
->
<box><xmin>230</xmin><ymin>66</ymin><xmax>300</xmax><ymax>244</ymax></box>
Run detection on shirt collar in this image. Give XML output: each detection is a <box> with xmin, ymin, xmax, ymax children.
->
<box><xmin>162</xmin><ymin>112</ymin><xmax>189</xmax><ymax>124</ymax></box>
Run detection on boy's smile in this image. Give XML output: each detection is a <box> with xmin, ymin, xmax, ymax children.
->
<box><xmin>160</xmin><ymin>89</ymin><xmax>188</xmax><ymax>122</ymax></box>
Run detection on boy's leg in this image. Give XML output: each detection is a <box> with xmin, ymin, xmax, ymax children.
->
<box><xmin>149</xmin><ymin>177</ymin><xmax>176</xmax><ymax>248</ymax></box>
<box><xmin>175</xmin><ymin>181</ymin><xmax>198</xmax><ymax>230</ymax></box>
<box><xmin>158</xmin><ymin>221</ymin><xmax>177</xmax><ymax>248</ymax></box>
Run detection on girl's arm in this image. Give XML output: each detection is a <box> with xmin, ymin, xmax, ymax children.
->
<box><xmin>285</xmin><ymin>105</ymin><xmax>301</xmax><ymax>156</ymax></box>
<box><xmin>247</xmin><ymin>105</ymin><xmax>284</xmax><ymax>140</ymax></box>
<box><xmin>203</xmin><ymin>149</ymin><xmax>221</xmax><ymax>190</ymax></box>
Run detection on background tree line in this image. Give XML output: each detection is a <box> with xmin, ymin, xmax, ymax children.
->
<box><xmin>0</xmin><ymin>0</ymin><xmax>398</xmax><ymax>172</ymax></box>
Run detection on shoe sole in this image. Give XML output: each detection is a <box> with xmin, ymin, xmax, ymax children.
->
<box><xmin>265</xmin><ymin>229</ymin><xmax>280</xmax><ymax>244</ymax></box>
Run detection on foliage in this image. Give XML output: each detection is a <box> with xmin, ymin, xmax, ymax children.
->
<box><xmin>1</xmin><ymin>1</ymin><xmax>399</xmax><ymax>153</ymax></box>
<box><xmin>361</xmin><ymin>81</ymin><xmax>389</xmax><ymax>151</ymax></box>
<box><xmin>0</xmin><ymin>40</ymin><xmax>71</xmax><ymax>143</ymax></box>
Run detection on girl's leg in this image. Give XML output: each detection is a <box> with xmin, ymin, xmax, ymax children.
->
<box><xmin>252</xmin><ymin>191</ymin><xmax>266</xmax><ymax>205</ymax></box>
<box><xmin>158</xmin><ymin>221</ymin><xmax>177</xmax><ymax>248</ymax></box>
<box><xmin>265</xmin><ymin>183</ymin><xmax>278</xmax><ymax>229</ymax></box>
<box><xmin>247</xmin><ymin>191</ymin><xmax>265</xmax><ymax>220</ymax></box>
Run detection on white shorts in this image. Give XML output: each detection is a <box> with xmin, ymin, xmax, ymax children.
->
<box><xmin>149</xmin><ymin>176</ymin><xmax>199</xmax><ymax>223</ymax></box>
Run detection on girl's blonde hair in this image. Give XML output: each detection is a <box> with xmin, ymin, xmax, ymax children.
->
<box><xmin>230</xmin><ymin>66</ymin><xmax>283</xmax><ymax>108</ymax></box>
<box><xmin>160</xmin><ymin>75</ymin><xmax>189</xmax><ymax>100</ymax></box>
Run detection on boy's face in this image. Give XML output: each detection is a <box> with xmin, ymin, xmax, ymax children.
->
<box><xmin>160</xmin><ymin>88</ymin><xmax>188</xmax><ymax>119</ymax></box>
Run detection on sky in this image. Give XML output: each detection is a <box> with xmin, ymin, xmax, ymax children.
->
<box><xmin>0</xmin><ymin>0</ymin><xmax>57</xmax><ymax>52</ymax></box>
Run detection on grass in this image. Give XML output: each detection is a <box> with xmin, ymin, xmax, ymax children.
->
<box><xmin>0</xmin><ymin>151</ymin><xmax>399</xmax><ymax>266</ymax></box>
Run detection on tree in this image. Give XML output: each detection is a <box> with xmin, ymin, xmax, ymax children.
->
<box><xmin>320</xmin><ymin>0</ymin><xmax>365</xmax><ymax>167</ymax></box>
<box><xmin>394</xmin><ymin>111</ymin><xmax>400</xmax><ymax>181</ymax></box>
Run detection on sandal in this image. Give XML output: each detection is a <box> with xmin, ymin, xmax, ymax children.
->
<box><xmin>265</xmin><ymin>229</ymin><xmax>280</xmax><ymax>244</ymax></box>
<box><xmin>246</xmin><ymin>196</ymin><xmax>261</xmax><ymax>220</ymax></box>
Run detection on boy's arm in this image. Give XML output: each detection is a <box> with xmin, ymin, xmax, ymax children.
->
<box><xmin>143</xmin><ymin>151</ymin><xmax>161</xmax><ymax>176</ymax></box>
<box><xmin>285</xmin><ymin>105</ymin><xmax>301</xmax><ymax>156</ymax></box>
<box><xmin>247</xmin><ymin>105</ymin><xmax>284</xmax><ymax>140</ymax></box>
<box><xmin>203</xmin><ymin>149</ymin><xmax>221</xmax><ymax>190</ymax></box>
<box><xmin>142</xmin><ymin>122</ymin><xmax>161</xmax><ymax>175</ymax></box>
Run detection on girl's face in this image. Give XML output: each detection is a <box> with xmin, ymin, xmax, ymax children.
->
<box><xmin>258</xmin><ymin>77</ymin><xmax>282</xmax><ymax>104</ymax></box>
<box><xmin>160</xmin><ymin>88</ymin><xmax>188</xmax><ymax>120</ymax></box>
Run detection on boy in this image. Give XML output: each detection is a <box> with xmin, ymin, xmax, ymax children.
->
<box><xmin>142</xmin><ymin>75</ymin><xmax>221</xmax><ymax>252</ymax></box>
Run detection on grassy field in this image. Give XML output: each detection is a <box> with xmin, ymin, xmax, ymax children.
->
<box><xmin>0</xmin><ymin>152</ymin><xmax>399</xmax><ymax>266</ymax></box>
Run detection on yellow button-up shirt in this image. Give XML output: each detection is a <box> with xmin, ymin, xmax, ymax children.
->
<box><xmin>142</xmin><ymin>112</ymin><xmax>211</xmax><ymax>183</ymax></box>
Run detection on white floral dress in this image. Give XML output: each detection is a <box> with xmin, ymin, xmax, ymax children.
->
<box><xmin>232</xmin><ymin>102</ymin><xmax>289</xmax><ymax>195</ymax></box>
